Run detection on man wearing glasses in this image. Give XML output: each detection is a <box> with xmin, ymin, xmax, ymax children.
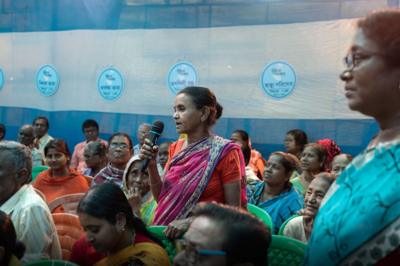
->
<box><xmin>174</xmin><ymin>202</ymin><xmax>271</xmax><ymax>266</ymax></box>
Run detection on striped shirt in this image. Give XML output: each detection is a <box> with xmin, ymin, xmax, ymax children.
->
<box><xmin>0</xmin><ymin>184</ymin><xmax>61</xmax><ymax>263</ymax></box>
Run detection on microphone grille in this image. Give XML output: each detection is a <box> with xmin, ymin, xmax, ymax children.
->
<box><xmin>152</xmin><ymin>121</ymin><xmax>164</xmax><ymax>134</ymax></box>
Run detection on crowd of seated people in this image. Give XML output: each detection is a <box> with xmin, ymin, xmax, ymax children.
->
<box><xmin>0</xmin><ymin>8</ymin><xmax>400</xmax><ymax>265</ymax></box>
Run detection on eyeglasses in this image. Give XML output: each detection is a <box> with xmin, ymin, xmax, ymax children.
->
<box><xmin>343</xmin><ymin>51</ymin><xmax>384</xmax><ymax>69</ymax></box>
<box><xmin>109</xmin><ymin>143</ymin><xmax>130</xmax><ymax>149</ymax></box>
<box><xmin>176</xmin><ymin>239</ymin><xmax>226</xmax><ymax>265</ymax></box>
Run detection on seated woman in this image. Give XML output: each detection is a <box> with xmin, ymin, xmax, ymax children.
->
<box><xmin>284</xmin><ymin>129</ymin><xmax>308</xmax><ymax>160</ymax></box>
<box><xmin>315</xmin><ymin>138</ymin><xmax>341</xmax><ymax>172</ymax></box>
<box><xmin>330</xmin><ymin>153</ymin><xmax>352</xmax><ymax>179</ymax></box>
<box><xmin>0</xmin><ymin>211</ymin><xmax>25</xmax><ymax>266</ymax></box>
<box><xmin>230</xmin><ymin>129</ymin><xmax>265</xmax><ymax>179</ymax></box>
<box><xmin>93</xmin><ymin>133</ymin><xmax>133</xmax><ymax>188</ymax></box>
<box><xmin>122</xmin><ymin>155</ymin><xmax>157</xmax><ymax>225</ymax></box>
<box><xmin>82</xmin><ymin>141</ymin><xmax>108</xmax><ymax>177</ymax></box>
<box><xmin>240</xmin><ymin>142</ymin><xmax>260</xmax><ymax>184</ymax></box>
<box><xmin>247</xmin><ymin>151</ymin><xmax>303</xmax><ymax>233</ymax></box>
<box><xmin>290</xmin><ymin>143</ymin><xmax>327</xmax><ymax>195</ymax></box>
<box><xmin>33</xmin><ymin>139</ymin><xmax>90</xmax><ymax>210</ymax></box>
<box><xmin>70</xmin><ymin>183</ymin><xmax>170</xmax><ymax>266</ymax></box>
<box><xmin>283</xmin><ymin>172</ymin><xmax>334</xmax><ymax>243</ymax></box>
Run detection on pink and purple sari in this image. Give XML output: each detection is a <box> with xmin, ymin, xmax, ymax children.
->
<box><xmin>153</xmin><ymin>135</ymin><xmax>245</xmax><ymax>225</ymax></box>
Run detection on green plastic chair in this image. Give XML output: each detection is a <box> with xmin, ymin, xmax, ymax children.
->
<box><xmin>247</xmin><ymin>203</ymin><xmax>274</xmax><ymax>232</ymax></box>
<box><xmin>278</xmin><ymin>214</ymin><xmax>300</xmax><ymax>235</ymax></box>
<box><xmin>32</xmin><ymin>165</ymin><xmax>49</xmax><ymax>182</ymax></box>
<box><xmin>25</xmin><ymin>260</ymin><xmax>78</xmax><ymax>266</ymax></box>
<box><xmin>268</xmin><ymin>235</ymin><xmax>306</xmax><ymax>266</ymax></box>
<box><xmin>147</xmin><ymin>225</ymin><xmax>177</xmax><ymax>263</ymax></box>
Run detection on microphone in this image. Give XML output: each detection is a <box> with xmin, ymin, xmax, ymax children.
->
<box><xmin>141</xmin><ymin>120</ymin><xmax>164</xmax><ymax>172</ymax></box>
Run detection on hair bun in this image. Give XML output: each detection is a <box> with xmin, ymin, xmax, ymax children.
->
<box><xmin>216</xmin><ymin>102</ymin><xmax>223</xmax><ymax>120</ymax></box>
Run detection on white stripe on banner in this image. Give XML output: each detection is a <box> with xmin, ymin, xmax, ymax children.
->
<box><xmin>0</xmin><ymin>19</ymin><xmax>364</xmax><ymax>119</ymax></box>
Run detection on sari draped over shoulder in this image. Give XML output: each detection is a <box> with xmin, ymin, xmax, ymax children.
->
<box><xmin>93</xmin><ymin>163</ymin><xmax>125</xmax><ymax>188</ymax></box>
<box><xmin>94</xmin><ymin>242</ymin><xmax>170</xmax><ymax>266</ymax></box>
<box><xmin>153</xmin><ymin>135</ymin><xmax>243</xmax><ymax>225</ymax></box>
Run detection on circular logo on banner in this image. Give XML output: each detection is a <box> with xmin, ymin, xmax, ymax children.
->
<box><xmin>97</xmin><ymin>68</ymin><xmax>124</xmax><ymax>101</ymax></box>
<box><xmin>167</xmin><ymin>61</ymin><xmax>197</xmax><ymax>94</ymax></box>
<box><xmin>0</xmin><ymin>69</ymin><xmax>4</xmax><ymax>90</ymax></box>
<box><xmin>36</xmin><ymin>65</ymin><xmax>60</xmax><ymax>97</ymax></box>
<box><xmin>261</xmin><ymin>61</ymin><xmax>296</xmax><ymax>99</ymax></box>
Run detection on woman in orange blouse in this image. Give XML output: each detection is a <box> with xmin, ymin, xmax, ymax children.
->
<box><xmin>33</xmin><ymin>139</ymin><xmax>90</xmax><ymax>212</ymax></box>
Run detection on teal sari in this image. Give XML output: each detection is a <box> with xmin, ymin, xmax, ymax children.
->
<box><xmin>306</xmin><ymin>140</ymin><xmax>400</xmax><ymax>265</ymax></box>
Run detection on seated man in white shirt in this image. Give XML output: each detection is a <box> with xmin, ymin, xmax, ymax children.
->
<box><xmin>0</xmin><ymin>141</ymin><xmax>61</xmax><ymax>263</ymax></box>
<box><xmin>32</xmin><ymin>116</ymin><xmax>53</xmax><ymax>154</ymax></box>
<box><xmin>133</xmin><ymin>123</ymin><xmax>151</xmax><ymax>156</ymax></box>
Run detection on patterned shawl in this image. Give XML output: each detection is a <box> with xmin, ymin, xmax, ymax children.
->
<box><xmin>153</xmin><ymin>135</ymin><xmax>240</xmax><ymax>225</ymax></box>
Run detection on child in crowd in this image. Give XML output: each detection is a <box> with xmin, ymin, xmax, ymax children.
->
<box><xmin>157</xmin><ymin>141</ymin><xmax>172</xmax><ymax>177</ymax></box>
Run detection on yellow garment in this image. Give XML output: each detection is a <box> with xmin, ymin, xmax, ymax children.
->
<box><xmin>95</xmin><ymin>242</ymin><xmax>170</xmax><ymax>266</ymax></box>
<box><xmin>8</xmin><ymin>255</ymin><xmax>21</xmax><ymax>266</ymax></box>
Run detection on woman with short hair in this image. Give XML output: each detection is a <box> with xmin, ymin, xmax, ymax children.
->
<box><xmin>306</xmin><ymin>9</ymin><xmax>400</xmax><ymax>265</ymax></box>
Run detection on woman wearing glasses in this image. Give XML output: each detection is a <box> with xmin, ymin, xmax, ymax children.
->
<box><xmin>306</xmin><ymin>9</ymin><xmax>400</xmax><ymax>265</ymax></box>
<box><xmin>92</xmin><ymin>133</ymin><xmax>133</xmax><ymax>188</ymax></box>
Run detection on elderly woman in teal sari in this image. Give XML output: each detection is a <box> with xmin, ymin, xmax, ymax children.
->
<box><xmin>247</xmin><ymin>152</ymin><xmax>303</xmax><ymax>233</ymax></box>
<box><xmin>306</xmin><ymin>9</ymin><xmax>400</xmax><ymax>265</ymax></box>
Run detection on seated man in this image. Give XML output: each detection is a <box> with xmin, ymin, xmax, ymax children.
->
<box><xmin>174</xmin><ymin>202</ymin><xmax>271</xmax><ymax>266</ymax></box>
<box><xmin>133</xmin><ymin>123</ymin><xmax>151</xmax><ymax>155</ymax></box>
<box><xmin>0</xmin><ymin>141</ymin><xmax>61</xmax><ymax>263</ymax></box>
<box><xmin>32</xmin><ymin>116</ymin><xmax>53</xmax><ymax>154</ymax></box>
<box><xmin>71</xmin><ymin>119</ymin><xmax>107</xmax><ymax>173</ymax></box>
<box><xmin>17</xmin><ymin>124</ymin><xmax>44</xmax><ymax>167</ymax></box>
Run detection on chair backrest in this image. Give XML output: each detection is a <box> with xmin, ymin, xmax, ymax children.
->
<box><xmin>52</xmin><ymin>213</ymin><xmax>84</xmax><ymax>260</ymax></box>
<box><xmin>278</xmin><ymin>214</ymin><xmax>300</xmax><ymax>235</ymax></box>
<box><xmin>48</xmin><ymin>193</ymin><xmax>85</xmax><ymax>214</ymax></box>
<box><xmin>247</xmin><ymin>203</ymin><xmax>274</xmax><ymax>232</ymax></box>
<box><xmin>268</xmin><ymin>235</ymin><xmax>306</xmax><ymax>266</ymax></box>
<box><xmin>25</xmin><ymin>259</ymin><xmax>79</xmax><ymax>266</ymax></box>
<box><xmin>32</xmin><ymin>165</ymin><xmax>49</xmax><ymax>182</ymax></box>
<box><xmin>147</xmin><ymin>225</ymin><xmax>177</xmax><ymax>263</ymax></box>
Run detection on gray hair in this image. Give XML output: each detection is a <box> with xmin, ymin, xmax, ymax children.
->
<box><xmin>138</xmin><ymin>123</ymin><xmax>151</xmax><ymax>132</ymax></box>
<box><xmin>0</xmin><ymin>141</ymin><xmax>32</xmax><ymax>178</ymax></box>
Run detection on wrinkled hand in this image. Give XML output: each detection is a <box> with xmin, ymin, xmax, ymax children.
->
<box><xmin>127</xmin><ymin>187</ymin><xmax>142</xmax><ymax>210</ymax></box>
<box><xmin>165</xmin><ymin>218</ymin><xmax>193</xmax><ymax>239</ymax></box>
<box><xmin>139</xmin><ymin>138</ymin><xmax>159</xmax><ymax>166</ymax></box>
<box><xmin>298</xmin><ymin>208</ymin><xmax>314</xmax><ymax>219</ymax></box>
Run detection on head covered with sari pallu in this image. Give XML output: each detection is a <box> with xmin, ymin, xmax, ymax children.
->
<box><xmin>153</xmin><ymin>135</ymin><xmax>246</xmax><ymax>225</ymax></box>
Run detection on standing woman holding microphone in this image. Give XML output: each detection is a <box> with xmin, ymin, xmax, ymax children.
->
<box><xmin>140</xmin><ymin>86</ymin><xmax>246</xmax><ymax>237</ymax></box>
